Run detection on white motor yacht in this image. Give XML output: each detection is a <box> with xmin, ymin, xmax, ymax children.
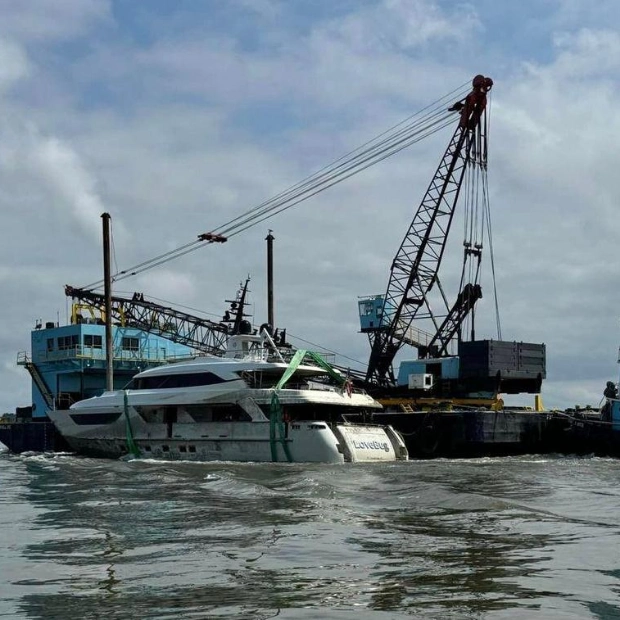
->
<box><xmin>47</xmin><ymin>329</ymin><xmax>408</xmax><ymax>463</ymax></box>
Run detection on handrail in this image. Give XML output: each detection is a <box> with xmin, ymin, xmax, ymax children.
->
<box><xmin>19</xmin><ymin>346</ymin><xmax>197</xmax><ymax>365</ymax></box>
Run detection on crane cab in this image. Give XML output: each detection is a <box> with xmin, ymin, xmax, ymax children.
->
<box><xmin>358</xmin><ymin>295</ymin><xmax>394</xmax><ymax>332</ymax></box>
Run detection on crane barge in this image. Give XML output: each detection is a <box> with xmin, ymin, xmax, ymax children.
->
<box><xmin>358</xmin><ymin>75</ymin><xmax>545</xmax><ymax>404</ymax></box>
<box><xmin>2</xmin><ymin>75</ymin><xmax>558</xmax><ymax>458</ymax></box>
<box><xmin>352</xmin><ymin>75</ymin><xmax>552</xmax><ymax>456</ymax></box>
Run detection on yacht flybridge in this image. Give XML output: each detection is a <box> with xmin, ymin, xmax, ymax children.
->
<box><xmin>47</xmin><ymin>329</ymin><xmax>408</xmax><ymax>463</ymax></box>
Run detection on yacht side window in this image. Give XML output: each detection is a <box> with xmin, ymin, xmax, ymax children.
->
<box><xmin>133</xmin><ymin>372</ymin><xmax>227</xmax><ymax>389</ymax></box>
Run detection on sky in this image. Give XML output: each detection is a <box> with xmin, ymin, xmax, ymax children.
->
<box><xmin>1</xmin><ymin>0</ymin><xmax>620</xmax><ymax>413</ymax></box>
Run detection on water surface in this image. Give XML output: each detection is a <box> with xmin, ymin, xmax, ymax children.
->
<box><xmin>1</xmin><ymin>450</ymin><xmax>620</xmax><ymax>619</ymax></box>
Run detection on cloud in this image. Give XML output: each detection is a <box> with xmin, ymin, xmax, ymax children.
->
<box><xmin>87</xmin><ymin>0</ymin><xmax>477</xmax><ymax>115</ymax></box>
<box><xmin>333</xmin><ymin>0</ymin><xmax>482</xmax><ymax>50</ymax></box>
<box><xmin>0</xmin><ymin>120</ymin><xmax>124</xmax><ymax>245</ymax></box>
<box><xmin>0</xmin><ymin>36</ymin><xmax>119</xmax><ymax>246</ymax></box>
<box><xmin>0</xmin><ymin>0</ymin><xmax>111</xmax><ymax>42</ymax></box>
<box><xmin>30</xmin><ymin>135</ymin><xmax>122</xmax><ymax>242</ymax></box>
<box><xmin>0</xmin><ymin>37</ymin><xmax>31</xmax><ymax>90</ymax></box>
<box><xmin>132</xmin><ymin>269</ymin><xmax>198</xmax><ymax>304</ymax></box>
<box><xmin>235</xmin><ymin>0</ymin><xmax>282</xmax><ymax>21</ymax></box>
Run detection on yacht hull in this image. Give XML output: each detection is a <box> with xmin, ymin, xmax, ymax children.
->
<box><xmin>47</xmin><ymin>408</ymin><xmax>407</xmax><ymax>463</ymax></box>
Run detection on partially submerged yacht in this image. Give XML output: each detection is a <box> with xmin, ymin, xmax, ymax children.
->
<box><xmin>47</xmin><ymin>328</ymin><xmax>408</xmax><ymax>463</ymax></box>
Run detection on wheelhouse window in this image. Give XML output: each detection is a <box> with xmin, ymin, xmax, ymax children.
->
<box><xmin>47</xmin><ymin>338</ymin><xmax>54</xmax><ymax>352</ymax></box>
<box><xmin>122</xmin><ymin>337</ymin><xmax>140</xmax><ymax>352</ymax></box>
<box><xmin>58</xmin><ymin>335</ymin><xmax>79</xmax><ymax>351</ymax></box>
<box><xmin>84</xmin><ymin>334</ymin><xmax>103</xmax><ymax>349</ymax></box>
<box><xmin>361</xmin><ymin>301</ymin><xmax>375</xmax><ymax>316</ymax></box>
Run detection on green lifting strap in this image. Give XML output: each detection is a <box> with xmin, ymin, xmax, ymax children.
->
<box><xmin>274</xmin><ymin>349</ymin><xmax>308</xmax><ymax>390</ymax></box>
<box><xmin>304</xmin><ymin>351</ymin><xmax>347</xmax><ymax>387</ymax></box>
<box><xmin>269</xmin><ymin>392</ymin><xmax>292</xmax><ymax>463</ymax></box>
<box><xmin>268</xmin><ymin>349</ymin><xmax>346</xmax><ymax>462</ymax></box>
<box><xmin>123</xmin><ymin>391</ymin><xmax>141</xmax><ymax>459</ymax></box>
<box><xmin>269</xmin><ymin>350</ymin><xmax>308</xmax><ymax>463</ymax></box>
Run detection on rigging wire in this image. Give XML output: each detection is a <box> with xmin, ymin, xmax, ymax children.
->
<box><xmin>76</xmin><ymin>80</ymin><xmax>499</xmax><ymax>366</ymax></box>
<box><xmin>111</xmin><ymin>228</ymin><xmax>119</xmax><ymax>281</ymax></box>
<box><xmin>216</xmin><ymin>109</ymin><xmax>449</xmax><ymax>234</ymax></box>
<box><xmin>224</xmin><ymin>115</ymin><xmax>457</xmax><ymax>240</ymax></box>
<box><xmin>107</xmin><ymin>242</ymin><xmax>209</xmax><ymax>286</ymax></box>
<box><xmin>286</xmin><ymin>332</ymin><xmax>368</xmax><ymax>368</ymax></box>
<box><xmin>457</xmin><ymin>115</ymin><xmax>489</xmax><ymax>344</ymax></box>
<box><xmin>81</xmin><ymin>238</ymin><xmax>202</xmax><ymax>291</ymax></box>
<box><xmin>218</xmin><ymin>111</ymin><xmax>456</xmax><ymax>232</ymax></box>
<box><xmin>481</xmin><ymin>95</ymin><xmax>502</xmax><ymax>340</ymax></box>
<box><xmin>80</xmin><ymin>82</ymin><xmax>471</xmax><ymax>291</ymax></box>
<box><xmin>484</xmin><ymin>169</ymin><xmax>502</xmax><ymax>340</ymax></box>
<box><xmin>195</xmin><ymin>109</ymin><xmax>457</xmax><ymax>243</ymax></box>
<box><xmin>213</xmin><ymin>81</ymin><xmax>470</xmax><ymax>235</ymax></box>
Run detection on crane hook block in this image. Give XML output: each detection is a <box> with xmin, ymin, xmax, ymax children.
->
<box><xmin>198</xmin><ymin>232</ymin><xmax>228</xmax><ymax>243</ymax></box>
<box><xmin>472</xmin><ymin>75</ymin><xmax>493</xmax><ymax>91</ymax></box>
<box><xmin>458</xmin><ymin>74</ymin><xmax>493</xmax><ymax>129</ymax></box>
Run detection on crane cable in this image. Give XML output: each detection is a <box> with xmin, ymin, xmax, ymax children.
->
<box><xmin>479</xmin><ymin>96</ymin><xmax>501</xmax><ymax>340</ymax></box>
<box><xmin>214</xmin><ymin>81</ymin><xmax>470</xmax><ymax>237</ymax></box>
<box><xmin>458</xmin><ymin>92</ymin><xmax>497</xmax><ymax>343</ymax></box>
<box><xmin>81</xmin><ymin>81</ymin><xmax>472</xmax><ymax>291</ymax></box>
<box><xmin>89</xmin><ymin>98</ymin><xmax>463</xmax><ymax>288</ymax></box>
<box><xmin>459</xmin><ymin>97</ymin><xmax>501</xmax><ymax>341</ymax></box>
<box><xmin>222</xmin><ymin>115</ymin><xmax>458</xmax><ymax>240</ymax></box>
<box><xmin>216</xmin><ymin>108</ymin><xmax>457</xmax><ymax>237</ymax></box>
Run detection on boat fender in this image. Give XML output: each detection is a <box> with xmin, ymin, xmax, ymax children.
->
<box><xmin>415</xmin><ymin>414</ymin><xmax>440</xmax><ymax>457</ymax></box>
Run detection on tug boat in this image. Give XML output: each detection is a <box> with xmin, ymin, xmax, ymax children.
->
<box><xmin>47</xmin><ymin>328</ymin><xmax>408</xmax><ymax>463</ymax></box>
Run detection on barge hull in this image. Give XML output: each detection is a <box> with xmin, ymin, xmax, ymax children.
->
<box><xmin>0</xmin><ymin>420</ymin><xmax>70</xmax><ymax>453</ymax></box>
<box><xmin>363</xmin><ymin>409</ymin><xmax>563</xmax><ymax>458</ymax></box>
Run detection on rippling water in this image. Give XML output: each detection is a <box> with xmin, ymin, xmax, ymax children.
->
<box><xmin>2</xmin><ymin>448</ymin><xmax>620</xmax><ymax>619</ymax></box>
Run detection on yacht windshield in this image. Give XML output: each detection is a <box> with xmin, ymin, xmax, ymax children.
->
<box><xmin>243</xmin><ymin>368</ymin><xmax>337</xmax><ymax>390</ymax></box>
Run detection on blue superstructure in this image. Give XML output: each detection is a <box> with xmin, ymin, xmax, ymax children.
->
<box><xmin>18</xmin><ymin>309</ymin><xmax>194</xmax><ymax>418</ymax></box>
<box><xmin>2</xmin><ymin>281</ymin><xmax>251</xmax><ymax>453</ymax></box>
<box><xmin>396</xmin><ymin>357</ymin><xmax>460</xmax><ymax>387</ymax></box>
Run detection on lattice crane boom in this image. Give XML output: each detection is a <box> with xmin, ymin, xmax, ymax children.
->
<box><xmin>365</xmin><ymin>74</ymin><xmax>493</xmax><ymax>385</ymax></box>
<box><xmin>64</xmin><ymin>281</ymin><xmax>251</xmax><ymax>356</ymax></box>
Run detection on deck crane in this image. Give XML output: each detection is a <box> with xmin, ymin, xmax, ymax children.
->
<box><xmin>64</xmin><ymin>278</ymin><xmax>253</xmax><ymax>356</ymax></box>
<box><xmin>361</xmin><ymin>74</ymin><xmax>494</xmax><ymax>387</ymax></box>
